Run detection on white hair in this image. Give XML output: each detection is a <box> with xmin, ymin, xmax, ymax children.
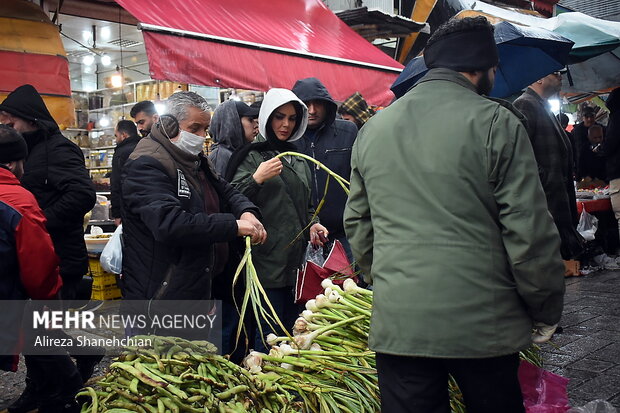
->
<box><xmin>165</xmin><ymin>91</ymin><xmax>211</xmax><ymax>122</ymax></box>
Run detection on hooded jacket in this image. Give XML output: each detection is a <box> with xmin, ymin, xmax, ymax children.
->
<box><xmin>121</xmin><ymin>118</ymin><xmax>259</xmax><ymax>300</ymax></box>
<box><xmin>110</xmin><ymin>134</ymin><xmax>141</xmax><ymax>219</ymax></box>
<box><xmin>338</xmin><ymin>92</ymin><xmax>375</xmax><ymax>129</ymax></box>
<box><xmin>229</xmin><ymin>89</ymin><xmax>315</xmax><ymax>288</ymax></box>
<box><xmin>0</xmin><ymin>85</ymin><xmax>96</xmax><ymax>280</ymax></box>
<box><xmin>208</xmin><ymin>100</ymin><xmax>247</xmax><ymax>177</ymax></box>
<box><xmin>604</xmin><ymin>88</ymin><xmax>620</xmax><ymax>180</ymax></box>
<box><xmin>291</xmin><ymin>78</ymin><xmax>358</xmax><ymax>239</ymax></box>
<box><xmin>1</xmin><ymin>166</ymin><xmax>63</xmax><ymax>371</ymax></box>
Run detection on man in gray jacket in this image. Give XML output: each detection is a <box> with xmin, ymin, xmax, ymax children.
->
<box><xmin>345</xmin><ymin>17</ymin><xmax>565</xmax><ymax>413</ymax></box>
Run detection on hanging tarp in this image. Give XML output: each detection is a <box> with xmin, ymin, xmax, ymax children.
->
<box><xmin>0</xmin><ymin>1</ymin><xmax>74</xmax><ymax>127</ymax></box>
<box><xmin>114</xmin><ymin>0</ymin><xmax>405</xmax><ymax>106</ymax></box>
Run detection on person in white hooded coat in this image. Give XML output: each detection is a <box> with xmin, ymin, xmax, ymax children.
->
<box><xmin>227</xmin><ymin>88</ymin><xmax>328</xmax><ymax>351</ymax></box>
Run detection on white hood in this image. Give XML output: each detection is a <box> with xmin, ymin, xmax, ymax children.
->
<box><xmin>258</xmin><ymin>88</ymin><xmax>308</xmax><ymax>143</ymax></box>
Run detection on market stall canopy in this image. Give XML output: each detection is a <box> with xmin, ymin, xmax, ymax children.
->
<box><xmin>455</xmin><ymin>4</ymin><xmax>620</xmax><ymax>94</ymax></box>
<box><xmin>335</xmin><ymin>7</ymin><xmax>427</xmax><ymax>41</ymax></box>
<box><xmin>391</xmin><ymin>21</ymin><xmax>574</xmax><ymax>99</ymax></box>
<box><xmin>114</xmin><ymin>0</ymin><xmax>407</xmax><ymax>106</ymax></box>
<box><xmin>0</xmin><ymin>1</ymin><xmax>74</xmax><ymax>127</ymax></box>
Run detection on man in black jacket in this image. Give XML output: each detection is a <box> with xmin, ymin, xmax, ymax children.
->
<box><xmin>130</xmin><ymin>100</ymin><xmax>159</xmax><ymax>137</ymax></box>
<box><xmin>291</xmin><ymin>78</ymin><xmax>358</xmax><ymax>260</ymax></box>
<box><xmin>110</xmin><ymin>120</ymin><xmax>141</xmax><ymax>225</ymax></box>
<box><xmin>572</xmin><ymin>106</ymin><xmax>605</xmax><ymax>173</ymax></box>
<box><xmin>0</xmin><ymin>84</ymin><xmax>96</xmax><ymax>412</ymax></box>
<box><xmin>0</xmin><ymin>85</ymin><xmax>96</xmax><ymax>299</ymax></box>
<box><xmin>577</xmin><ymin>125</ymin><xmax>607</xmax><ymax>183</ymax></box>
<box><xmin>121</xmin><ymin>92</ymin><xmax>265</xmax><ymax>303</ymax></box>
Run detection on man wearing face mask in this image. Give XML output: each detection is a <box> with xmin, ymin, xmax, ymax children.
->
<box><xmin>120</xmin><ymin>91</ymin><xmax>266</xmax><ymax>302</ymax></box>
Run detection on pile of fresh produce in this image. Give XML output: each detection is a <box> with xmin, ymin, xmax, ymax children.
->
<box><xmin>80</xmin><ymin>265</ymin><xmax>543</xmax><ymax>413</ymax></box>
<box><xmin>243</xmin><ymin>278</ymin><xmax>379</xmax><ymax>413</ymax></box>
<box><xmin>78</xmin><ymin>336</ymin><xmax>301</xmax><ymax>412</ymax></box>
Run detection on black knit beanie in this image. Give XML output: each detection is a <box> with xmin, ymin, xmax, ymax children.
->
<box><xmin>0</xmin><ymin>125</ymin><xmax>28</xmax><ymax>162</ymax></box>
<box><xmin>424</xmin><ymin>18</ymin><xmax>499</xmax><ymax>72</ymax></box>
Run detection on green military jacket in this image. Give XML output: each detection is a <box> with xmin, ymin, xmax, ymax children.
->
<box><xmin>344</xmin><ymin>68</ymin><xmax>565</xmax><ymax>358</ymax></box>
<box><xmin>231</xmin><ymin>142</ymin><xmax>314</xmax><ymax>288</ymax></box>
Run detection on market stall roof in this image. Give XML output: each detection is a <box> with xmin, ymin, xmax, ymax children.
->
<box><xmin>335</xmin><ymin>7</ymin><xmax>427</xmax><ymax>40</ymax></box>
<box><xmin>114</xmin><ymin>0</ymin><xmax>405</xmax><ymax>106</ymax></box>
<box><xmin>455</xmin><ymin>3</ymin><xmax>620</xmax><ymax>94</ymax></box>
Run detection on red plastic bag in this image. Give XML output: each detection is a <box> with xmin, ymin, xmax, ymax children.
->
<box><xmin>295</xmin><ymin>240</ymin><xmax>357</xmax><ymax>304</ymax></box>
<box><xmin>519</xmin><ymin>360</ymin><xmax>570</xmax><ymax>413</ymax></box>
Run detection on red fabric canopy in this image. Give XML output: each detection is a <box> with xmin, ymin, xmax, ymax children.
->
<box><xmin>115</xmin><ymin>0</ymin><xmax>404</xmax><ymax>106</ymax></box>
<box><xmin>0</xmin><ymin>51</ymin><xmax>71</xmax><ymax>96</ymax></box>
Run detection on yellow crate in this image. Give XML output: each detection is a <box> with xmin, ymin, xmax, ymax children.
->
<box><xmin>91</xmin><ymin>286</ymin><xmax>122</xmax><ymax>300</ymax></box>
<box><xmin>88</xmin><ymin>258</ymin><xmax>107</xmax><ymax>277</ymax></box>
<box><xmin>92</xmin><ymin>273</ymin><xmax>118</xmax><ymax>290</ymax></box>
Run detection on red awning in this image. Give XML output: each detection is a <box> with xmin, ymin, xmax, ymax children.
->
<box><xmin>0</xmin><ymin>51</ymin><xmax>71</xmax><ymax>96</ymax></box>
<box><xmin>114</xmin><ymin>0</ymin><xmax>405</xmax><ymax>106</ymax></box>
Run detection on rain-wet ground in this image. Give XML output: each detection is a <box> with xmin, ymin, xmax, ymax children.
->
<box><xmin>540</xmin><ymin>270</ymin><xmax>620</xmax><ymax>408</ymax></box>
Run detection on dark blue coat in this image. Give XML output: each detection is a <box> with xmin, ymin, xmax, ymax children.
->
<box><xmin>292</xmin><ymin>78</ymin><xmax>358</xmax><ymax>238</ymax></box>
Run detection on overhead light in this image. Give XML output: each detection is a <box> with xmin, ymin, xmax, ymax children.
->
<box><xmin>82</xmin><ymin>30</ymin><xmax>92</xmax><ymax>42</ymax></box>
<box><xmin>100</xmin><ymin>54</ymin><xmax>112</xmax><ymax>66</ymax></box>
<box><xmin>111</xmin><ymin>66</ymin><xmax>123</xmax><ymax>88</ymax></box>
<box><xmin>155</xmin><ymin>103</ymin><xmax>166</xmax><ymax>115</ymax></box>
<box><xmin>82</xmin><ymin>54</ymin><xmax>95</xmax><ymax>66</ymax></box>
<box><xmin>100</xmin><ymin>26</ymin><xmax>111</xmax><ymax>40</ymax></box>
<box><xmin>99</xmin><ymin>116</ymin><xmax>111</xmax><ymax>128</ymax></box>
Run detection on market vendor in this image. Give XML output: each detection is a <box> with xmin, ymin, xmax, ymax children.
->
<box><xmin>576</xmin><ymin>124</ymin><xmax>607</xmax><ymax>185</ymax></box>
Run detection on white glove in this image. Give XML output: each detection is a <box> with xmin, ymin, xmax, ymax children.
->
<box><xmin>532</xmin><ymin>322</ymin><xmax>558</xmax><ymax>344</ymax></box>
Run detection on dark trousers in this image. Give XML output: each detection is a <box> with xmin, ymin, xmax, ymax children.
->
<box><xmin>22</xmin><ymin>301</ymin><xmax>83</xmax><ymax>407</ymax></box>
<box><xmin>376</xmin><ymin>352</ymin><xmax>524</xmax><ymax>413</ymax></box>
<box><xmin>23</xmin><ymin>355</ymin><xmax>83</xmax><ymax>406</ymax></box>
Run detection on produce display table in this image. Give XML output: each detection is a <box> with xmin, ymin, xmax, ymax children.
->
<box><xmin>576</xmin><ymin>198</ymin><xmax>612</xmax><ymax>214</ymax></box>
<box><xmin>576</xmin><ymin>197</ymin><xmax>618</xmax><ymax>255</ymax></box>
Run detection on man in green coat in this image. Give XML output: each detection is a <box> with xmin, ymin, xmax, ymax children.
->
<box><xmin>344</xmin><ymin>17</ymin><xmax>565</xmax><ymax>413</ymax></box>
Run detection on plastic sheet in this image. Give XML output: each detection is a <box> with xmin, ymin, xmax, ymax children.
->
<box><xmin>100</xmin><ymin>224</ymin><xmax>123</xmax><ymax>274</ymax></box>
<box><xmin>519</xmin><ymin>360</ymin><xmax>570</xmax><ymax>413</ymax></box>
<box><xmin>568</xmin><ymin>400</ymin><xmax>618</xmax><ymax>413</ymax></box>
<box><xmin>577</xmin><ymin>207</ymin><xmax>599</xmax><ymax>241</ymax></box>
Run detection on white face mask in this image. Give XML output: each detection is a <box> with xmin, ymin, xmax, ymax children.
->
<box><xmin>173</xmin><ymin>130</ymin><xmax>206</xmax><ymax>155</ymax></box>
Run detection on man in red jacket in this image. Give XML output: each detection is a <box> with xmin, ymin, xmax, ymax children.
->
<box><xmin>0</xmin><ymin>125</ymin><xmax>82</xmax><ymax>412</ymax></box>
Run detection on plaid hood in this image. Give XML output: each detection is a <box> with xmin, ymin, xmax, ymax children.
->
<box><xmin>338</xmin><ymin>92</ymin><xmax>374</xmax><ymax>128</ymax></box>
